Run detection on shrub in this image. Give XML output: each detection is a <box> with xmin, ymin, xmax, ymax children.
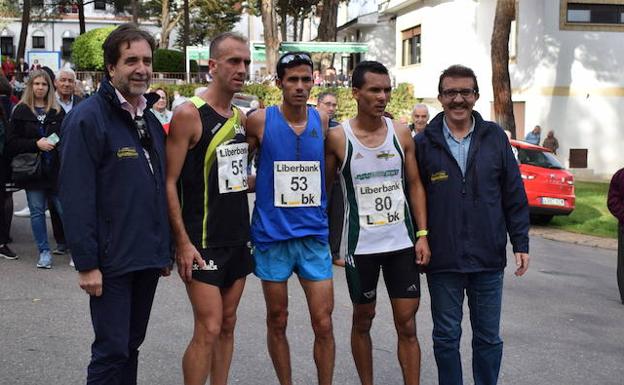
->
<box><xmin>72</xmin><ymin>26</ymin><xmax>115</xmax><ymax>71</ymax></box>
<box><xmin>153</xmin><ymin>49</ymin><xmax>185</xmax><ymax>73</ymax></box>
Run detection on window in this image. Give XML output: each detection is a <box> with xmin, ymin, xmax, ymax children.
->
<box><xmin>32</xmin><ymin>36</ymin><xmax>45</xmax><ymax>49</ymax></box>
<box><xmin>401</xmin><ymin>26</ymin><xmax>421</xmax><ymax>66</ymax></box>
<box><xmin>560</xmin><ymin>0</ymin><xmax>624</xmax><ymax>31</ymax></box>
<box><xmin>94</xmin><ymin>0</ymin><xmax>106</xmax><ymax>10</ymax></box>
<box><xmin>0</xmin><ymin>37</ymin><xmax>14</xmax><ymax>59</ymax></box>
<box><xmin>62</xmin><ymin>37</ymin><xmax>74</xmax><ymax>60</ymax></box>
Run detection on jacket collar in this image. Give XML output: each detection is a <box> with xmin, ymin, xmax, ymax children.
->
<box><xmin>425</xmin><ymin>110</ymin><xmax>490</xmax><ymax>147</ymax></box>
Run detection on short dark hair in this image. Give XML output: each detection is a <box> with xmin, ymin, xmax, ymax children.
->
<box><xmin>210</xmin><ymin>32</ymin><xmax>248</xmax><ymax>59</ymax></box>
<box><xmin>276</xmin><ymin>51</ymin><xmax>313</xmax><ymax>80</ymax></box>
<box><xmin>438</xmin><ymin>64</ymin><xmax>479</xmax><ymax>94</ymax></box>
<box><xmin>317</xmin><ymin>91</ymin><xmax>336</xmax><ymax>104</ymax></box>
<box><xmin>351</xmin><ymin>61</ymin><xmax>389</xmax><ymax>89</ymax></box>
<box><xmin>102</xmin><ymin>23</ymin><xmax>156</xmax><ymax>77</ymax></box>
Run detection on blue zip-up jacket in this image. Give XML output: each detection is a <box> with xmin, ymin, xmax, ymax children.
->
<box><xmin>59</xmin><ymin>78</ymin><xmax>171</xmax><ymax>276</ymax></box>
<box><xmin>414</xmin><ymin>111</ymin><xmax>529</xmax><ymax>274</ymax></box>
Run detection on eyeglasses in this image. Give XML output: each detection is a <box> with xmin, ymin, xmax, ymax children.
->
<box><xmin>134</xmin><ymin>116</ymin><xmax>152</xmax><ymax>151</ymax></box>
<box><xmin>279</xmin><ymin>53</ymin><xmax>313</xmax><ymax>66</ymax></box>
<box><xmin>440</xmin><ymin>88</ymin><xmax>477</xmax><ymax>99</ymax></box>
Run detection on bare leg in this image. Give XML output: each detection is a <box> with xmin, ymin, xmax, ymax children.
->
<box><xmin>299</xmin><ymin>277</ymin><xmax>335</xmax><ymax>385</ymax></box>
<box><xmin>210</xmin><ymin>277</ymin><xmax>247</xmax><ymax>385</ymax></box>
<box><xmin>262</xmin><ymin>281</ymin><xmax>292</xmax><ymax>385</ymax></box>
<box><xmin>390</xmin><ymin>298</ymin><xmax>421</xmax><ymax>385</ymax></box>
<box><xmin>182</xmin><ymin>281</ymin><xmax>223</xmax><ymax>385</ymax></box>
<box><xmin>351</xmin><ymin>302</ymin><xmax>376</xmax><ymax>385</ymax></box>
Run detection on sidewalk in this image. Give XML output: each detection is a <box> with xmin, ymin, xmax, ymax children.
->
<box><xmin>530</xmin><ymin>226</ymin><xmax>617</xmax><ymax>250</ymax></box>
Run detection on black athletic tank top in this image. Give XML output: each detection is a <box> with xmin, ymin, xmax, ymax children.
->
<box><xmin>178</xmin><ymin>96</ymin><xmax>250</xmax><ymax>248</ymax></box>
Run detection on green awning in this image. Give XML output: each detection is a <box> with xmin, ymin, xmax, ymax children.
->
<box><xmin>251</xmin><ymin>41</ymin><xmax>368</xmax><ymax>62</ymax></box>
<box><xmin>187</xmin><ymin>47</ymin><xmax>210</xmax><ymax>61</ymax></box>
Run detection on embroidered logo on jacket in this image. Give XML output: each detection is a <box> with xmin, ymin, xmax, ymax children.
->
<box><xmin>431</xmin><ymin>171</ymin><xmax>449</xmax><ymax>183</ymax></box>
<box><xmin>117</xmin><ymin>147</ymin><xmax>139</xmax><ymax>159</ymax></box>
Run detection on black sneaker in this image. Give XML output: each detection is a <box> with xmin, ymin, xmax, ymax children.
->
<box><xmin>0</xmin><ymin>244</ymin><xmax>18</xmax><ymax>260</ymax></box>
<box><xmin>52</xmin><ymin>245</ymin><xmax>68</xmax><ymax>255</ymax></box>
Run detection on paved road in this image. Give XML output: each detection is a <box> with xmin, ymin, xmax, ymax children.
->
<box><xmin>1</xmin><ymin>191</ymin><xmax>623</xmax><ymax>385</ymax></box>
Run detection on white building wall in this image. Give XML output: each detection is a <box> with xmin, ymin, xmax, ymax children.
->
<box><xmin>388</xmin><ymin>0</ymin><xmax>624</xmax><ymax>176</ymax></box>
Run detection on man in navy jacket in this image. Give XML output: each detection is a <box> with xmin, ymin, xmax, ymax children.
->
<box><xmin>59</xmin><ymin>24</ymin><xmax>171</xmax><ymax>385</ymax></box>
<box><xmin>414</xmin><ymin>65</ymin><xmax>530</xmax><ymax>385</ymax></box>
<box><xmin>607</xmin><ymin>167</ymin><xmax>624</xmax><ymax>304</ymax></box>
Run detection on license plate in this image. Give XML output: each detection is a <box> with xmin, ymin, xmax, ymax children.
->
<box><xmin>541</xmin><ymin>197</ymin><xmax>565</xmax><ymax>206</ymax></box>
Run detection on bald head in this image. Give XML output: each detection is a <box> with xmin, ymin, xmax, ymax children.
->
<box><xmin>412</xmin><ymin>104</ymin><xmax>429</xmax><ymax>133</ymax></box>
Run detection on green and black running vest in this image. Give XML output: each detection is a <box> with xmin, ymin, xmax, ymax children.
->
<box><xmin>178</xmin><ymin>96</ymin><xmax>250</xmax><ymax>249</ymax></box>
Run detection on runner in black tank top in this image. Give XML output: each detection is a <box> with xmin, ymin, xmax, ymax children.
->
<box><xmin>178</xmin><ymin>96</ymin><xmax>250</xmax><ymax>249</ymax></box>
<box><xmin>165</xmin><ymin>33</ymin><xmax>253</xmax><ymax>385</ymax></box>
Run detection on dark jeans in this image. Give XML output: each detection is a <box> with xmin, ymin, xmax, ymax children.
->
<box><xmin>87</xmin><ymin>269</ymin><xmax>160</xmax><ymax>385</ymax></box>
<box><xmin>48</xmin><ymin>197</ymin><xmax>66</xmax><ymax>247</ymax></box>
<box><xmin>618</xmin><ymin>224</ymin><xmax>624</xmax><ymax>304</ymax></box>
<box><xmin>427</xmin><ymin>271</ymin><xmax>504</xmax><ymax>385</ymax></box>
<box><xmin>0</xmin><ymin>188</ymin><xmax>12</xmax><ymax>245</ymax></box>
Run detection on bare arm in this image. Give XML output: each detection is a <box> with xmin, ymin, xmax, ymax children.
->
<box><xmin>165</xmin><ymin>102</ymin><xmax>206</xmax><ymax>283</ymax></box>
<box><xmin>324</xmin><ymin>124</ymin><xmax>345</xmax><ymax>195</ymax></box>
<box><xmin>396</xmin><ymin>121</ymin><xmax>431</xmax><ymax>266</ymax></box>
<box><xmin>245</xmin><ymin>108</ymin><xmax>265</xmax><ymax>155</ymax></box>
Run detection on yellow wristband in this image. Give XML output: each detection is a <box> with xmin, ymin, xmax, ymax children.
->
<box><xmin>416</xmin><ymin>229</ymin><xmax>428</xmax><ymax>238</ymax></box>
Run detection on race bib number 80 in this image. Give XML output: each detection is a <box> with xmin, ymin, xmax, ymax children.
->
<box><xmin>274</xmin><ymin>161</ymin><xmax>322</xmax><ymax>207</ymax></box>
<box><xmin>216</xmin><ymin>142</ymin><xmax>249</xmax><ymax>194</ymax></box>
<box><xmin>356</xmin><ymin>180</ymin><xmax>405</xmax><ymax>227</ymax></box>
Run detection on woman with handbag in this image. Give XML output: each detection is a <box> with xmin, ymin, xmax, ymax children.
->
<box><xmin>6</xmin><ymin>69</ymin><xmax>64</xmax><ymax>269</ymax></box>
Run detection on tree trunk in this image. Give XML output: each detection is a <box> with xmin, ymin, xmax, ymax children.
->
<box><xmin>78</xmin><ymin>0</ymin><xmax>86</xmax><ymax>34</ymax></box>
<box><xmin>17</xmin><ymin>0</ymin><xmax>31</xmax><ymax>61</ymax></box>
<box><xmin>261</xmin><ymin>0</ymin><xmax>279</xmax><ymax>75</ymax></box>
<box><xmin>491</xmin><ymin>0</ymin><xmax>516</xmax><ymax>136</ymax></box>
<box><xmin>183</xmin><ymin>0</ymin><xmax>190</xmax><ymax>54</ymax></box>
<box><xmin>299</xmin><ymin>14</ymin><xmax>305</xmax><ymax>42</ymax></box>
<box><xmin>279</xmin><ymin>6</ymin><xmax>288</xmax><ymax>42</ymax></box>
<box><xmin>293</xmin><ymin>13</ymin><xmax>298</xmax><ymax>41</ymax></box>
<box><xmin>160</xmin><ymin>0</ymin><xmax>170</xmax><ymax>48</ymax></box>
<box><xmin>318</xmin><ymin>0</ymin><xmax>338</xmax><ymax>41</ymax></box>
<box><xmin>131</xmin><ymin>0</ymin><xmax>139</xmax><ymax>24</ymax></box>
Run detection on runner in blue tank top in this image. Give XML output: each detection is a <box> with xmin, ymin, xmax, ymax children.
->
<box><xmin>246</xmin><ymin>52</ymin><xmax>335</xmax><ymax>385</ymax></box>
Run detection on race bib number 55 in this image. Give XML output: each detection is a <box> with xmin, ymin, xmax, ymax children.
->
<box><xmin>216</xmin><ymin>142</ymin><xmax>248</xmax><ymax>194</ymax></box>
<box><xmin>356</xmin><ymin>180</ymin><xmax>405</xmax><ymax>227</ymax></box>
<box><xmin>274</xmin><ymin>161</ymin><xmax>321</xmax><ymax>207</ymax></box>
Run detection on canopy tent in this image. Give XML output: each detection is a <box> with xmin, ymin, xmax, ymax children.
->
<box><xmin>251</xmin><ymin>41</ymin><xmax>369</xmax><ymax>62</ymax></box>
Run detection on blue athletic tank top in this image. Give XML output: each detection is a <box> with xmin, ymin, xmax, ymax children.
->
<box><xmin>251</xmin><ymin>105</ymin><xmax>328</xmax><ymax>248</ymax></box>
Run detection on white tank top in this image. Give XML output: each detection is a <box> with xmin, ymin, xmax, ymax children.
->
<box><xmin>338</xmin><ymin>117</ymin><xmax>415</xmax><ymax>257</ymax></box>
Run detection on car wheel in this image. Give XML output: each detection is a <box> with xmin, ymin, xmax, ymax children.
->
<box><xmin>530</xmin><ymin>214</ymin><xmax>553</xmax><ymax>225</ymax></box>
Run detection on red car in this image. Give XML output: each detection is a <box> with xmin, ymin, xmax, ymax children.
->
<box><xmin>510</xmin><ymin>139</ymin><xmax>575</xmax><ymax>224</ymax></box>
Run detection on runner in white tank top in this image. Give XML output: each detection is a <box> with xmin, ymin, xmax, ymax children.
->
<box><xmin>324</xmin><ymin>60</ymin><xmax>430</xmax><ymax>385</ymax></box>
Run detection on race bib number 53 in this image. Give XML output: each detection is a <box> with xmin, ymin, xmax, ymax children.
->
<box><xmin>356</xmin><ymin>180</ymin><xmax>405</xmax><ymax>227</ymax></box>
<box><xmin>216</xmin><ymin>142</ymin><xmax>248</xmax><ymax>194</ymax></box>
<box><xmin>274</xmin><ymin>161</ymin><xmax>321</xmax><ymax>207</ymax></box>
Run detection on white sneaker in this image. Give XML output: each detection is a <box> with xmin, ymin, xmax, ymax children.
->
<box><xmin>14</xmin><ymin>207</ymin><xmax>30</xmax><ymax>217</ymax></box>
<box><xmin>69</xmin><ymin>258</ymin><xmax>75</xmax><ymax>267</ymax></box>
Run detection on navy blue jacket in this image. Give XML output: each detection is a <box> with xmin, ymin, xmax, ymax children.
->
<box><xmin>59</xmin><ymin>78</ymin><xmax>171</xmax><ymax>276</ymax></box>
<box><xmin>414</xmin><ymin>111</ymin><xmax>529</xmax><ymax>274</ymax></box>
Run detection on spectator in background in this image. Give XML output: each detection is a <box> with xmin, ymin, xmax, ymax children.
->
<box><xmin>542</xmin><ymin>130</ymin><xmax>559</xmax><ymax>154</ymax></box>
<box><xmin>409</xmin><ymin>103</ymin><xmax>429</xmax><ymax>136</ymax></box>
<box><xmin>316</xmin><ymin>91</ymin><xmax>338</xmax><ymax>127</ymax></box>
<box><xmin>150</xmin><ymin>88</ymin><xmax>172</xmax><ymax>132</ymax></box>
<box><xmin>524</xmin><ymin>125</ymin><xmax>541</xmax><ymax>145</ymax></box>
<box><xmin>607</xmin><ymin>168</ymin><xmax>624</xmax><ymax>305</ymax></box>
<box><xmin>74</xmin><ymin>80</ymin><xmax>86</xmax><ymax>98</ymax></box>
<box><xmin>0</xmin><ymin>75</ymin><xmax>17</xmax><ymax>260</ymax></box>
<box><xmin>2</xmin><ymin>57</ymin><xmax>15</xmax><ymax>79</ymax></box>
<box><xmin>17</xmin><ymin>58</ymin><xmax>29</xmax><ymax>81</ymax></box>
<box><xmin>55</xmin><ymin>68</ymin><xmax>82</xmax><ymax>114</ymax></box>
<box><xmin>6</xmin><ymin>69</ymin><xmax>65</xmax><ymax>269</ymax></box>
<box><xmin>30</xmin><ymin>59</ymin><xmax>42</xmax><ymax>71</ymax></box>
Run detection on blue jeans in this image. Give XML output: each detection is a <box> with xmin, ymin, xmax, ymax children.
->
<box><xmin>427</xmin><ymin>271</ymin><xmax>504</xmax><ymax>385</ymax></box>
<box><xmin>25</xmin><ymin>189</ymin><xmax>63</xmax><ymax>253</ymax></box>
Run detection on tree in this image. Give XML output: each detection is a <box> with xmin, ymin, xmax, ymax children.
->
<box><xmin>261</xmin><ymin>0</ymin><xmax>279</xmax><ymax>74</ymax></box>
<box><xmin>16</xmin><ymin>0</ymin><xmax>31</xmax><ymax>61</ymax></box>
<box><xmin>276</xmin><ymin>0</ymin><xmax>317</xmax><ymax>41</ymax></box>
<box><xmin>71</xmin><ymin>26</ymin><xmax>115</xmax><ymax>70</ymax></box>
<box><xmin>317</xmin><ymin>0</ymin><xmax>338</xmax><ymax>42</ymax></box>
<box><xmin>174</xmin><ymin>0</ymin><xmax>242</xmax><ymax>47</ymax></box>
<box><xmin>491</xmin><ymin>0</ymin><xmax>516</xmax><ymax>136</ymax></box>
<box><xmin>143</xmin><ymin>0</ymin><xmax>190</xmax><ymax>48</ymax></box>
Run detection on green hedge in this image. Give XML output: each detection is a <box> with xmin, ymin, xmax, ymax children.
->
<box><xmin>153</xmin><ymin>49</ymin><xmax>185</xmax><ymax>72</ymax></box>
<box><xmin>72</xmin><ymin>26</ymin><xmax>115</xmax><ymax>71</ymax></box>
<box><xmin>151</xmin><ymin>82</ymin><xmax>417</xmax><ymax>122</ymax></box>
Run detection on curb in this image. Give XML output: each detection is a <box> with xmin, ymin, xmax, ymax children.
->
<box><xmin>530</xmin><ymin>226</ymin><xmax>617</xmax><ymax>251</ymax></box>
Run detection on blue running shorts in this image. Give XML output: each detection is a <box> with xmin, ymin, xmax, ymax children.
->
<box><xmin>254</xmin><ymin>237</ymin><xmax>332</xmax><ymax>282</ymax></box>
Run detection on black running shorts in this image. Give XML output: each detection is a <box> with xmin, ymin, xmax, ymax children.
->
<box><xmin>192</xmin><ymin>244</ymin><xmax>254</xmax><ymax>288</ymax></box>
<box><xmin>345</xmin><ymin>247</ymin><xmax>421</xmax><ymax>304</ymax></box>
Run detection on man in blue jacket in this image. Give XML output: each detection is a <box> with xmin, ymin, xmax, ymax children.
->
<box><xmin>59</xmin><ymin>24</ymin><xmax>171</xmax><ymax>385</ymax></box>
<box><xmin>414</xmin><ymin>64</ymin><xmax>530</xmax><ymax>385</ymax></box>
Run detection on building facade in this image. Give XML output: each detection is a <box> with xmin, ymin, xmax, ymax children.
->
<box><xmin>379</xmin><ymin>0</ymin><xmax>624</xmax><ymax>176</ymax></box>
